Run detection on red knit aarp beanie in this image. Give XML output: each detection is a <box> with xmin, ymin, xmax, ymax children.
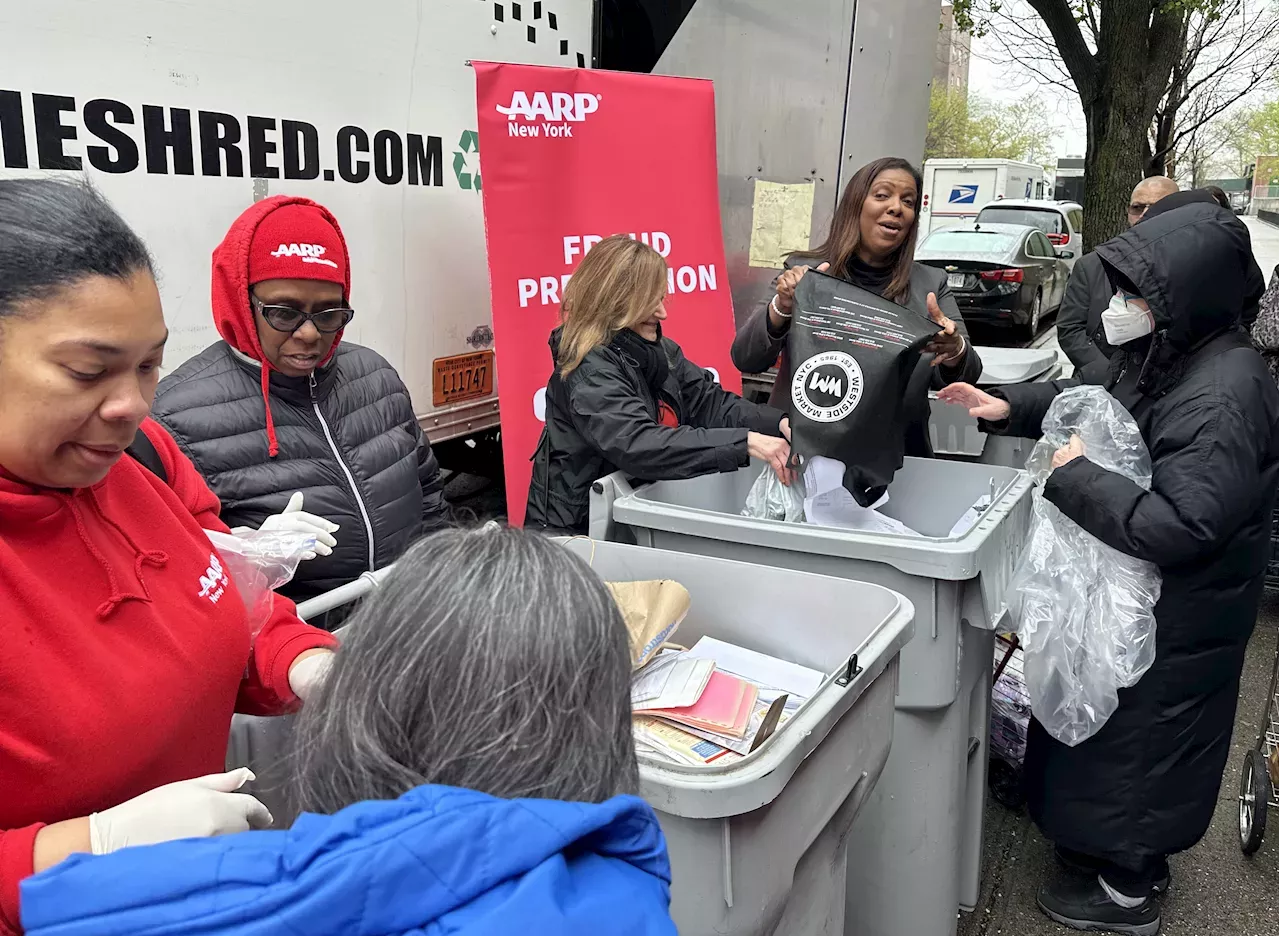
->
<box><xmin>247</xmin><ymin>204</ymin><xmax>347</xmax><ymax>289</ymax></box>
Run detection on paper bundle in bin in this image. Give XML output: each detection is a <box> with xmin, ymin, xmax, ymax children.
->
<box><xmin>636</xmin><ymin>667</ymin><xmax>759</xmax><ymax>737</ymax></box>
<box><xmin>631</xmin><ymin>639</ymin><xmax>825</xmax><ymax>764</ymax></box>
<box><xmin>608</xmin><ymin>579</ymin><xmax>826</xmax><ymax>765</ymax></box>
<box><xmin>631</xmin><ymin>653</ymin><xmax>776</xmax><ymax>767</ymax></box>
<box><xmin>623</xmin><ymin>600</ymin><xmax>824</xmax><ymax>767</ymax></box>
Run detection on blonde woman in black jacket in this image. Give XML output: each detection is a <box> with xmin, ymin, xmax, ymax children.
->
<box><xmin>527</xmin><ymin>235</ymin><xmax>790</xmax><ymax>534</ymax></box>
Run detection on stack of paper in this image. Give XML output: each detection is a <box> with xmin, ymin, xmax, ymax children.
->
<box><xmin>634</xmin><ymin>715</ymin><xmax>741</xmax><ymax>767</ymax></box>
<box><xmin>638</xmin><ymin>670</ymin><xmax>758</xmax><ymax>739</ymax></box>
<box><xmin>630</xmin><ymin>652</ymin><xmax>715</xmax><ymax>708</ymax></box>
<box><xmin>631</xmin><ymin>634</ymin><xmax>828</xmax><ymax>765</ymax></box>
<box><xmin>802</xmin><ymin>456</ymin><xmax>919</xmax><ymax>534</ymax></box>
<box><xmin>671</xmin><ymin>695</ymin><xmax>786</xmax><ymax>756</ymax></box>
<box><xmin>685</xmin><ymin>637</ymin><xmax>824</xmax><ymax>700</ymax></box>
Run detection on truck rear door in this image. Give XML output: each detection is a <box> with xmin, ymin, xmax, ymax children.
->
<box><xmin>929</xmin><ymin>167</ymin><xmax>997</xmax><ymax>232</ymax></box>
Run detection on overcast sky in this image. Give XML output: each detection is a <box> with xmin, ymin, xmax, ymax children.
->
<box><xmin>965</xmin><ymin>15</ymin><xmax>1088</xmax><ymax>158</ymax></box>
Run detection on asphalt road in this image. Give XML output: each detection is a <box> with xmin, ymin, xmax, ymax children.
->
<box><xmin>960</xmin><ymin>218</ymin><xmax>1280</xmax><ymax>935</ymax></box>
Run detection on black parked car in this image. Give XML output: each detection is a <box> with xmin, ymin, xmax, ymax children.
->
<box><xmin>915</xmin><ymin>223</ymin><xmax>1071</xmax><ymax>338</ymax></box>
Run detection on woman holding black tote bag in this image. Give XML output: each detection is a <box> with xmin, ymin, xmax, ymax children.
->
<box><xmin>732</xmin><ymin>156</ymin><xmax>983</xmax><ymax>459</ymax></box>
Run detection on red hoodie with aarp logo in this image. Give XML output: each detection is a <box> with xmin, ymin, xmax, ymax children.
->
<box><xmin>0</xmin><ymin>420</ymin><xmax>336</xmax><ymax>934</ymax></box>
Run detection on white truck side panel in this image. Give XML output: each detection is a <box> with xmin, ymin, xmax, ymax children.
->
<box><xmin>0</xmin><ymin>0</ymin><xmax>593</xmax><ymax>441</ymax></box>
<box><xmin>1001</xmin><ymin>166</ymin><xmax>1037</xmax><ymax>200</ymax></box>
<box><xmin>926</xmin><ymin>166</ymin><xmax>999</xmax><ymax>232</ymax></box>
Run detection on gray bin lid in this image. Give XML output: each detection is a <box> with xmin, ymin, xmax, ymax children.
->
<box><xmin>975</xmin><ymin>346</ymin><xmax>1058</xmax><ymax>385</ymax></box>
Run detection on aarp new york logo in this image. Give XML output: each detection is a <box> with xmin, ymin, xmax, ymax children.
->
<box><xmin>496</xmin><ymin>90</ymin><xmax>601</xmax><ymax>139</ymax></box>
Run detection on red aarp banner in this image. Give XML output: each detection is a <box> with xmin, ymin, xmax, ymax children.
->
<box><xmin>474</xmin><ymin>62</ymin><xmax>740</xmax><ymax>527</ymax></box>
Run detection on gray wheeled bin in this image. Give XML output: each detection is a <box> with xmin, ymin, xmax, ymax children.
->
<box><xmin>929</xmin><ymin>345</ymin><xmax>1062</xmax><ymax>468</ymax></box>
<box><xmin>228</xmin><ymin>540</ymin><xmax>915</xmax><ymax>936</ymax></box>
<box><xmin>589</xmin><ymin>457</ymin><xmax>1032</xmax><ymax>936</ymax></box>
<box><xmin>561</xmin><ymin>538</ymin><xmax>914</xmax><ymax>936</ymax></box>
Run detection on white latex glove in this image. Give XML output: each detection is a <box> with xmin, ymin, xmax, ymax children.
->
<box><xmin>89</xmin><ymin>768</ymin><xmax>273</xmax><ymax>854</ymax></box>
<box><xmin>288</xmin><ymin>650</ymin><xmax>335</xmax><ymax>703</ymax></box>
<box><xmin>256</xmin><ymin>492</ymin><xmax>339</xmax><ymax>559</ymax></box>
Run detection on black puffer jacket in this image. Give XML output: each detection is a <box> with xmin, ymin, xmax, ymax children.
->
<box><xmin>986</xmin><ymin>200</ymin><xmax>1278</xmax><ymax>867</ymax></box>
<box><xmin>527</xmin><ymin>329</ymin><xmax>785</xmax><ymax>533</ymax></box>
<box><xmin>152</xmin><ymin>341</ymin><xmax>445</xmax><ymax>604</ymax></box>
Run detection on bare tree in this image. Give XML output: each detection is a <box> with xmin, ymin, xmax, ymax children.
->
<box><xmin>1148</xmin><ymin>0</ymin><xmax>1279</xmax><ymax>177</ymax></box>
<box><xmin>962</xmin><ymin>0</ymin><xmax>1280</xmax><ymax>245</ymax></box>
<box><xmin>954</xmin><ymin>0</ymin><xmax>1187</xmax><ymax>248</ymax></box>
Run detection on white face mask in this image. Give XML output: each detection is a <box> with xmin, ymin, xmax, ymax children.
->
<box><xmin>1102</xmin><ymin>292</ymin><xmax>1155</xmax><ymax>345</ymax></box>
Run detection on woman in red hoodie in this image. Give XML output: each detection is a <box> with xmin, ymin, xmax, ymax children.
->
<box><xmin>0</xmin><ymin>179</ymin><xmax>338</xmax><ymax>935</ymax></box>
<box><xmin>150</xmin><ymin>195</ymin><xmax>447</xmax><ymax>617</ymax></box>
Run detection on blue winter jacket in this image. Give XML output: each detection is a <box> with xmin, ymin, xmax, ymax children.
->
<box><xmin>20</xmin><ymin>785</ymin><xmax>677</xmax><ymax>935</ymax></box>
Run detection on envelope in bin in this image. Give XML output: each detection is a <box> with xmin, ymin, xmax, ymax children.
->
<box><xmin>606</xmin><ymin>580</ymin><xmax>691</xmax><ymax>669</ymax></box>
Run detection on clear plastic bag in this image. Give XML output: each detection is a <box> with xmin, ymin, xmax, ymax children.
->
<box><xmin>741</xmin><ymin>464</ymin><xmax>806</xmax><ymax>523</ymax></box>
<box><xmin>205</xmin><ymin>528</ymin><xmax>316</xmax><ymax>638</ymax></box>
<box><xmin>1005</xmin><ymin>385</ymin><xmax>1161</xmax><ymax>747</ymax></box>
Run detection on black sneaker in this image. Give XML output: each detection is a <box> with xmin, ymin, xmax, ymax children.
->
<box><xmin>1037</xmin><ymin>874</ymin><xmax>1161</xmax><ymax>936</ymax></box>
<box><xmin>1054</xmin><ymin>848</ymin><xmax>1171</xmax><ymax>895</ymax></box>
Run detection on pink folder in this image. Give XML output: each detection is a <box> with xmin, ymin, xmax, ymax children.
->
<box><xmin>643</xmin><ymin>671</ymin><xmax>759</xmax><ymax>739</ymax></box>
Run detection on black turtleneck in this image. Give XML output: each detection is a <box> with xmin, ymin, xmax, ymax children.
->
<box><xmin>845</xmin><ymin>254</ymin><xmax>895</xmax><ymax>297</ymax></box>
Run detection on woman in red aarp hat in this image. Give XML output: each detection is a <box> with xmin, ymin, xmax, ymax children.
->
<box><xmin>150</xmin><ymin>195</ymin><xmax>447</xmax><ymax>627</ymax></box>
<box><xmin>0</xmin><ymin>180</ymin><xmax>338</xmax><ymax>936</ymax></box>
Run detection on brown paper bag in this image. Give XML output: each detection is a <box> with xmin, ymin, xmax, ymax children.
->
<box><xmin>606</xmin><ymin>580</ymin><xmax>691</xmax><ymax>669</ymax></box>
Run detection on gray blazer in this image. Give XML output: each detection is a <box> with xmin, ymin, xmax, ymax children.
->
<box><xmin>731</xmin><ymin>259</ymin><xmax>984</xmax><ymax>457</ymax></box>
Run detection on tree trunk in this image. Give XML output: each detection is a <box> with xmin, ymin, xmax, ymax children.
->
<box><xmin>1081</xmin><ymin>72</ymin><xmax>1148</xmax><ymax>250</ymax></box>
<box><xmin>1077</xmin><ymin>0</ymin><xmax>1179</xmax><ymax>250</ymax></box>
<box><xmin>1083</xmin><ymin>111</ymin><xmax>1144</xmax><ymax>250</ymax></box>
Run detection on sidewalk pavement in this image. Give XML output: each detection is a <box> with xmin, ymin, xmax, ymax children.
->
<box><xmin>959</xmin><ymin>602</ymin><xmax>1279</xmax><ymax>936</ymax></box>
<box><xmin>1245</xmin><ymin>215</ymin><xmax>1278</xmax><ymax>275</ymax></box>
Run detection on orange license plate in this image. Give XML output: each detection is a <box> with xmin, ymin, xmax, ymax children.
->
<box><xmin>432</xmin><ymin>351</ymin><xmax>495</xmax><ymax>407</ymax></box>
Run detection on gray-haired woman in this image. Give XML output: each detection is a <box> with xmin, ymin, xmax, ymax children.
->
<box><xmin>20</xmin><ymin>528</ymin><xmax>678</xmax><ymax>936</ymax></box>
<box><xmin>290</xmin><ymin>526</ymin><xmax>639</xmax><ymax>807</ymax></box>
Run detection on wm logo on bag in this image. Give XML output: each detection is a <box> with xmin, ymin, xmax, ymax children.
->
<box><xmin>791</xmin><ymin>351</ymin><xmax>864</xmax><ymax>423</ymax></box>
<box><xmin>809</xmin><ymin>373</ymin><xmax>843</xmax><ymax>396</ymax></box>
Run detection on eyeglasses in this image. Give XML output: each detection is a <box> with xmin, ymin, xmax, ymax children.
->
<box><xmin>250</xmin><ymin>294</ymin><xmax>355</xmax><ymax>334</ymax></box>
<box><xmin>1128</xmin><ymin>202</ymin><xmax>1154</xmax><ymax>216</ymax></box>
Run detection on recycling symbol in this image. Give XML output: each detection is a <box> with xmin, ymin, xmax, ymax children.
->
<box><xmin>453</xmin><ymin>130</ymin><xmax>480</xmax><ymax>192</ymax></box>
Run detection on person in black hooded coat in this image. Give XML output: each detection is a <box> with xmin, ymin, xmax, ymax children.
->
<box><xmin>526</xmin><ymin>235</ymin><xmax>791</xmax><ymax>534</ymax></box>
<box><xmin>939</xmin><ymin>191</ymin><xmax>1276</xmax><ymax>936</ymax></box>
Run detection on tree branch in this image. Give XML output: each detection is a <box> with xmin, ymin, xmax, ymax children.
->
<box><xmin>1085</xmin><ymin>0</ymin><xmax>1101</xmax><ymax>44</ymax></box>
<box><xmin>1023</xmin><ymin>0</ymin><xmax>1098</xmax><ymax>99</ymax></box>
<box><xmin>1152</xmin><ymin>78</ymin><xmax>1272</xmax><ymax>162</ymax></box>
<box><xmin>1145</xmin><ymin>5</ymin><xmax>1191</xmax><ymax>119</ymax></box>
